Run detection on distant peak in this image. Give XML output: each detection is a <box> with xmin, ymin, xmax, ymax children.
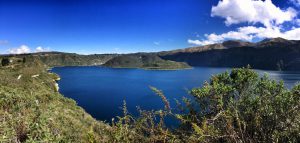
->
<box><xmin>222</xmin><ymin>39</ymin><xmax>243</xmax><ymax>43</ymax></box>
<box><xmin>222</xmin><ymin>40</ymin><xmax>253</xmax><ymax>48</ymax></box>
<box><xmin>255</xmin><ymin>37</ymin><xmax>296</xmax><ymax>48</ymax></box>
<box><xmin>222</xmin><ymin>40</ymin><xmax>245</xmax><ymax>45</ymax></box>
<box><xmin>259</xmin><ymin>37</ymin><xmax>288</xmax><ymax>43</ymax></box>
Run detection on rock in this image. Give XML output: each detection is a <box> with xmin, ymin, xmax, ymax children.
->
<box><xmin>31</xmin><ymin>74</ymin><xmax>40</xmax><ymax>78</ymax></box>
<box><xmin>54</xmin><ymin>83</ymin><xmax>59</xmax><ymax>92</ymax></box>
<box><xmin>17</xmin><ymin>75</ymin><xmax>22</xmax><ymax>80</ymax></box>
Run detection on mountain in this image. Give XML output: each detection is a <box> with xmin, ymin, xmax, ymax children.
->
<box><xmin>255</xmin><ymin>37</ymin><xmax>297</xmax><ymax>48</ymax></box>
<box><xmin>222</xmin><ymin>40</ymin><xmax>255</xmax><ymax>48</ymax></box>
<box><xmin>1</xmin><ymin>52</ymin><xmax>117</xmax><ymax>66</ymax></box>
<box><xmin>1</xmin><ymin>37</ymin><xmax>300</xmax><ymax>71</ymax></box>
<box><xmin>159</xmin><ymin>43</ymin><xmax>225</xmax><ymax>55</ymax></box>
<box><xmin>103</xmin><ymin>53</ymin><xmax>191</xmax><ymax>69</ymax></box>
<box><xmin>0</xmin><ymin>52</ymin><xmax>190</xmax><ymax>70</ymax></box>
<box><xmin>159</xmin><ymin>38</ymin><xmax>300</xmax><ymax>71</ymax></box>
<box><xmin>159</xmin><ymin>40</ymin><xmax>253</xmax><ymax>56</ymax></box>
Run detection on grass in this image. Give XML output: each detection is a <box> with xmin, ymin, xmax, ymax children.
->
<box><xmin>0</xmin><ymin>58</ymin><xmax>299</xmax><ymax>142</ymax></box>
<box><xmin>0</xmin><ymin>62</ymin><xmax>111</xmax><ymax>142</ymax></box>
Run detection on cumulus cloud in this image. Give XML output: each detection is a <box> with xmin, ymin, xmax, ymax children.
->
<box><xmin>296</xmin><ymin>19</ymin><xmax>300</xmax><ymax>26</ymax></box>
<box><xmin>35</xmin><ymin>46</ymin><xmax>50</xmax><ymax>52</ymax></box>
<box><xmin>188</xmin><ymin>39</ymin><xmax>208</xmax><ymax>45</ymax></box>
<box><xmin>189</xmin><ymin>27</ymin><xmax>258</xmax><ymax>45</ymax></box>
<box><xmin>290</xmin><ymin>0</ymin><xmax>300</xmax><ymax>7</ymax></box>
<box><xmin>212</xmin><ymin>0</ymin><xmax>297</xmax><ymax>28</ymax></box>
<box><xmin>8</xmin><ymin>45</ymin><xmax>31</xmax><ymax>54</ymax></box>
<box><xmin>188</xmin><ymin>26</ymin><xmax>300</xmax><ymax>46</ymax></box>
<box><xmin>6</xmin><ymin>45</ymin><xmax>50</xmax><ymax>54</ymax></box>
<box><xmin>188</xmin><ymin>0</ymin><xmax>300</xmax><ymax>46</ymax></box>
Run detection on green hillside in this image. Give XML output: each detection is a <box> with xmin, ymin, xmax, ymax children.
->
<box><xmin>1</xmin><ymin>40</ymin><xmax>300</xmax><ymax>142</ymax></box>
<box><xmin>1</xmin><ymin>52</ymin><xmax>117</xmax><ymax>67</ymax></box>
<box><xmin>3</xmin><ymin>38</ymin><xmax>300</xmax><ymax>71</ymax></box>
<box><xmin>103</xmin><ymin>53</ymin><xmax>191</xmax><ymax>70</ymax></box>
<box><xmin>1</xmin><ymin>59</ymin><xmax>299</xmax><ymax>142</ymax></box>
<box><xmin>0</xmin><ymin>61</ymin><xmax>111</xmax><ymax>142</ymax></box>
<box><xmin>0</xmin><ymin>52</ymin><xmax>191</xmax><ymax>70</ymax></box>
<box><xmin>160</xmin><ymin>38</ymin><xmax>300</xmax><ymax>71</ymax></box>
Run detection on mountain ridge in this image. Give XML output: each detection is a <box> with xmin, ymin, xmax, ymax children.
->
<box><xmin>160</xmin><ymin>38</ymin><xmax>300</xmax><ymax>71</ymax></box>
<box><xmin>1</xmin><ymin>37</ymin><xmax>300</xmax><ymax>70</ymax></box>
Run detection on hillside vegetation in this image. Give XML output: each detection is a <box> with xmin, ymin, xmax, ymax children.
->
<box><xmin>1</xmin><ymin>57</ymin><xmax>299</xmax><ymax>142</ymax></box>
<box><xmin>103</xmin><ymin>54</ymin><xmax>191</xmax><ymax>70</ymax></box>
<box><xmin>1</xmin><ymin>52</ymin><xmax>117</xmax><ymax>67</ymax></box>
<box><xmin>0</xmin><ymin>52</ymin><xmax>190</xmax><ymax>70</ymax></box>
<box><xmin>0</xmin><ymin>61</ymin><xmax>112</xmax><ymax>142</ymax></box>
<box><xmin>160</xmin><ymin>38</ymin><xmax>300</xmax><ymax>71</ymax></box>
<box><xmin>2</xmin><ymin>38</ymin><xmax>300</xmax><ymax>71</ymax></box>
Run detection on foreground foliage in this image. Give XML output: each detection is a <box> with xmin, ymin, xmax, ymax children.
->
<box><xmin>0</xmin><ymin>63</ymin><xmax>110</xmax><ymax>142</ymax></box>
<box><xmin>0</xmin><ymin>58</ymin><xmax>299</xmax><ymax>142</ymax></box>
<box><xmin>178</xmin><ymin>68</ymin><xmax>300</xmax><ymax>142</ymax></box>
<box><xmin>108</xmin><ymin>68</ymin><xmax>300</xmax><ymax>142</ymax></box>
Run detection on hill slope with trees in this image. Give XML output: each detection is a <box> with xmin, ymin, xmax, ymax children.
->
<box><xmin>2</xmin><ymin>38</ymin><xmax>300</xmax><ymax>71</ymax></box>
<box><xmin>0</xmin><ymin>58</ymin><xmax>299</xmax><ymax>142</ymax></box>
<box><xmin>160</xmin><ymin>38</ymin><xmax>300</xmax><ymax>71</ymax></box>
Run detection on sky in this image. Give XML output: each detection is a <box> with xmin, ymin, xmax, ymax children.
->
<box><xmin>0</xmin><ymin>0</ymin><xmax>299</xmax><ymax>54</ymax></box>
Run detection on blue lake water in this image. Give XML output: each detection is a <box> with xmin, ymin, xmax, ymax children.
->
<box><xmin>52</xmin><ymin>66</ymin><xmax>300</xmax><ymax>122</ymax></box>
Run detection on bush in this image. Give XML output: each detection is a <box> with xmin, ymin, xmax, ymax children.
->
<box><xmin>0</xmin><ymin>64</ymin><xmax>110</xmax><ymax>142</ymax></box>
<box><xmin>1</xmin><ymin>58</ymin><xmax>10</xmax><ymax>66</ymax></box>
<box><xmin>1</xmin><ymin>60</ymin><xmax>299</xmax><ymax>143</ymax></box>
<box><xmin>176</xmin><ymin>68</ymin><xmax>300</xmax><ymax>142</ymax></box>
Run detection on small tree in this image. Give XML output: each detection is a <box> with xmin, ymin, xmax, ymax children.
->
<box><xmin>23</xmin><ymin>57</ymin><xmax>26</xmax><ymax>63</ymax></box>
<box><xmin>1</xmin><ymin>58</ymin><xmax>10</xmax><ymax>66</ymax></box>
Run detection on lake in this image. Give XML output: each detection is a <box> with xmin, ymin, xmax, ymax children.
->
<box><xmin>52</xmin><ymin>66</ymin><xmax>300</xmax><ymax>122</ymax></box>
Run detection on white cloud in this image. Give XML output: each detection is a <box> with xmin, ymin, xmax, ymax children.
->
<box><xmin>35</xmin><ymin>46</ymin><xmax>50</xmax><ymax>52</ymax></box>
<box><xmin>296</xmin><ymin>19</ymin><xmax>300</xmax><ymax>26</ymax></box>
<box><xmin>284</xmin><ymin>28</ymin><xmax>300</xmax><ymax>39</ymax></box>
<box><xmin>188</xmin><ymin>39</ymin><xmax>209</xmax><ymax>45</ymax></box>
<box><xmin>188</xmin><ymin>0</ymin><xmax>300</xmax><ymax>46</ymax></box>
<box><xmin>211</xmin><ymin>0</ymin><xmax>297</xmax><ymax>28</ymax></box>
<box><xmin>6</xmin><ymin>45</ymin><xmax>50</xmax><ymax>54</ymax></box>
<box><xmin>154</xmin><ymin>41</ymin><xmax>160</xmax><ymax>46</ymax></box>
<box><xmin>290</xmin><ymin>0</ymin><xmax>300</xmax><ymax>7</ymax></box>
<box><xmin>189</xmin><ymin>26</ymin><xmax>257</xmax><ymax>45</ymax></box>
<box><xmin>189</xmin><ymin>26</ymin><xmax>300</xmax><ymax>46</ymax></box>
<box><xmin>8</xmin><ymin>45</ymin><xmax>31</xmax><ymax>54</ymax></box>
<box><xmin>113</xmin><ymin>48</ymin><xmax>120</xmax><ymax>53</ymax></box>
<box><xmin>0</xmin><ymin>40</ymin><xmax>9</xmax><ymax>45</ymax></box>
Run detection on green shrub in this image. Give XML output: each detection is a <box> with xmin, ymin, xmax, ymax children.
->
<box><xmin>0</xmin><ymin>64</ymin><xmax>110</xmax><ymax>142</ymax></box>
<box><xmin>177</xmin><ymin>68</ymin><xmax>300</xmax><ymax>142</ymax></box>
<box><xmin>1</xmin><ymin>59</ymin><xmax>299</xmax><ymax>143</ymax></box>
<box><xmin>1</xmin><ymin>58</ymin><xmax>10</xmax><ymax>66</ymax></box>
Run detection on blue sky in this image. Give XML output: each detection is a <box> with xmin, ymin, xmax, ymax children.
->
<box><xmin>0</xmin><ymin>0</ymin><xmax>299</xmax><ymax>54</ymax></box>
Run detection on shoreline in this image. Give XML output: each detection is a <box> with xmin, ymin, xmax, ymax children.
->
<box><xmin>104</xmin><ymin>66</ymin><xmax>193</xmax><ymax>71</ymax></box>
<box><xmin>49</xmin><ymin>65</ymin><xmax>300</xmax><ymax>72</ymax></box>
<box><xmin>50</xmin><ymin>65</ymin><xmax>193</xmax><ymax>71</ymax></box>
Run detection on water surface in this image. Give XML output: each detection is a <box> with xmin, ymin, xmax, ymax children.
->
<box><xmin>52</xmin><ymin>67</ymin><xmax>300</xmax><ymax>122</ymax></box>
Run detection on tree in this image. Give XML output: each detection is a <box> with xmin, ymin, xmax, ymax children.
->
<box><xmin>177</xmin><ymin>68</ymin><xmax>300</xmax><ymax>142</ymax></box>
<box><xmin>23</xmin><ymin>57</ymin><xmax>26</xmax><ymax>63</ymax></box>
<box><xmin>1</xmin><ymin>58</ymin><xmax>10</xmax><ymax>66</ymax></box>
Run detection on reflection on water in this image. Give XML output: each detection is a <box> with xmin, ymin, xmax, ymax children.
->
<box><xmin>256</xmin><ymin>70</ymin><xmax>300</xmax><ymax>88</ymax></box>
